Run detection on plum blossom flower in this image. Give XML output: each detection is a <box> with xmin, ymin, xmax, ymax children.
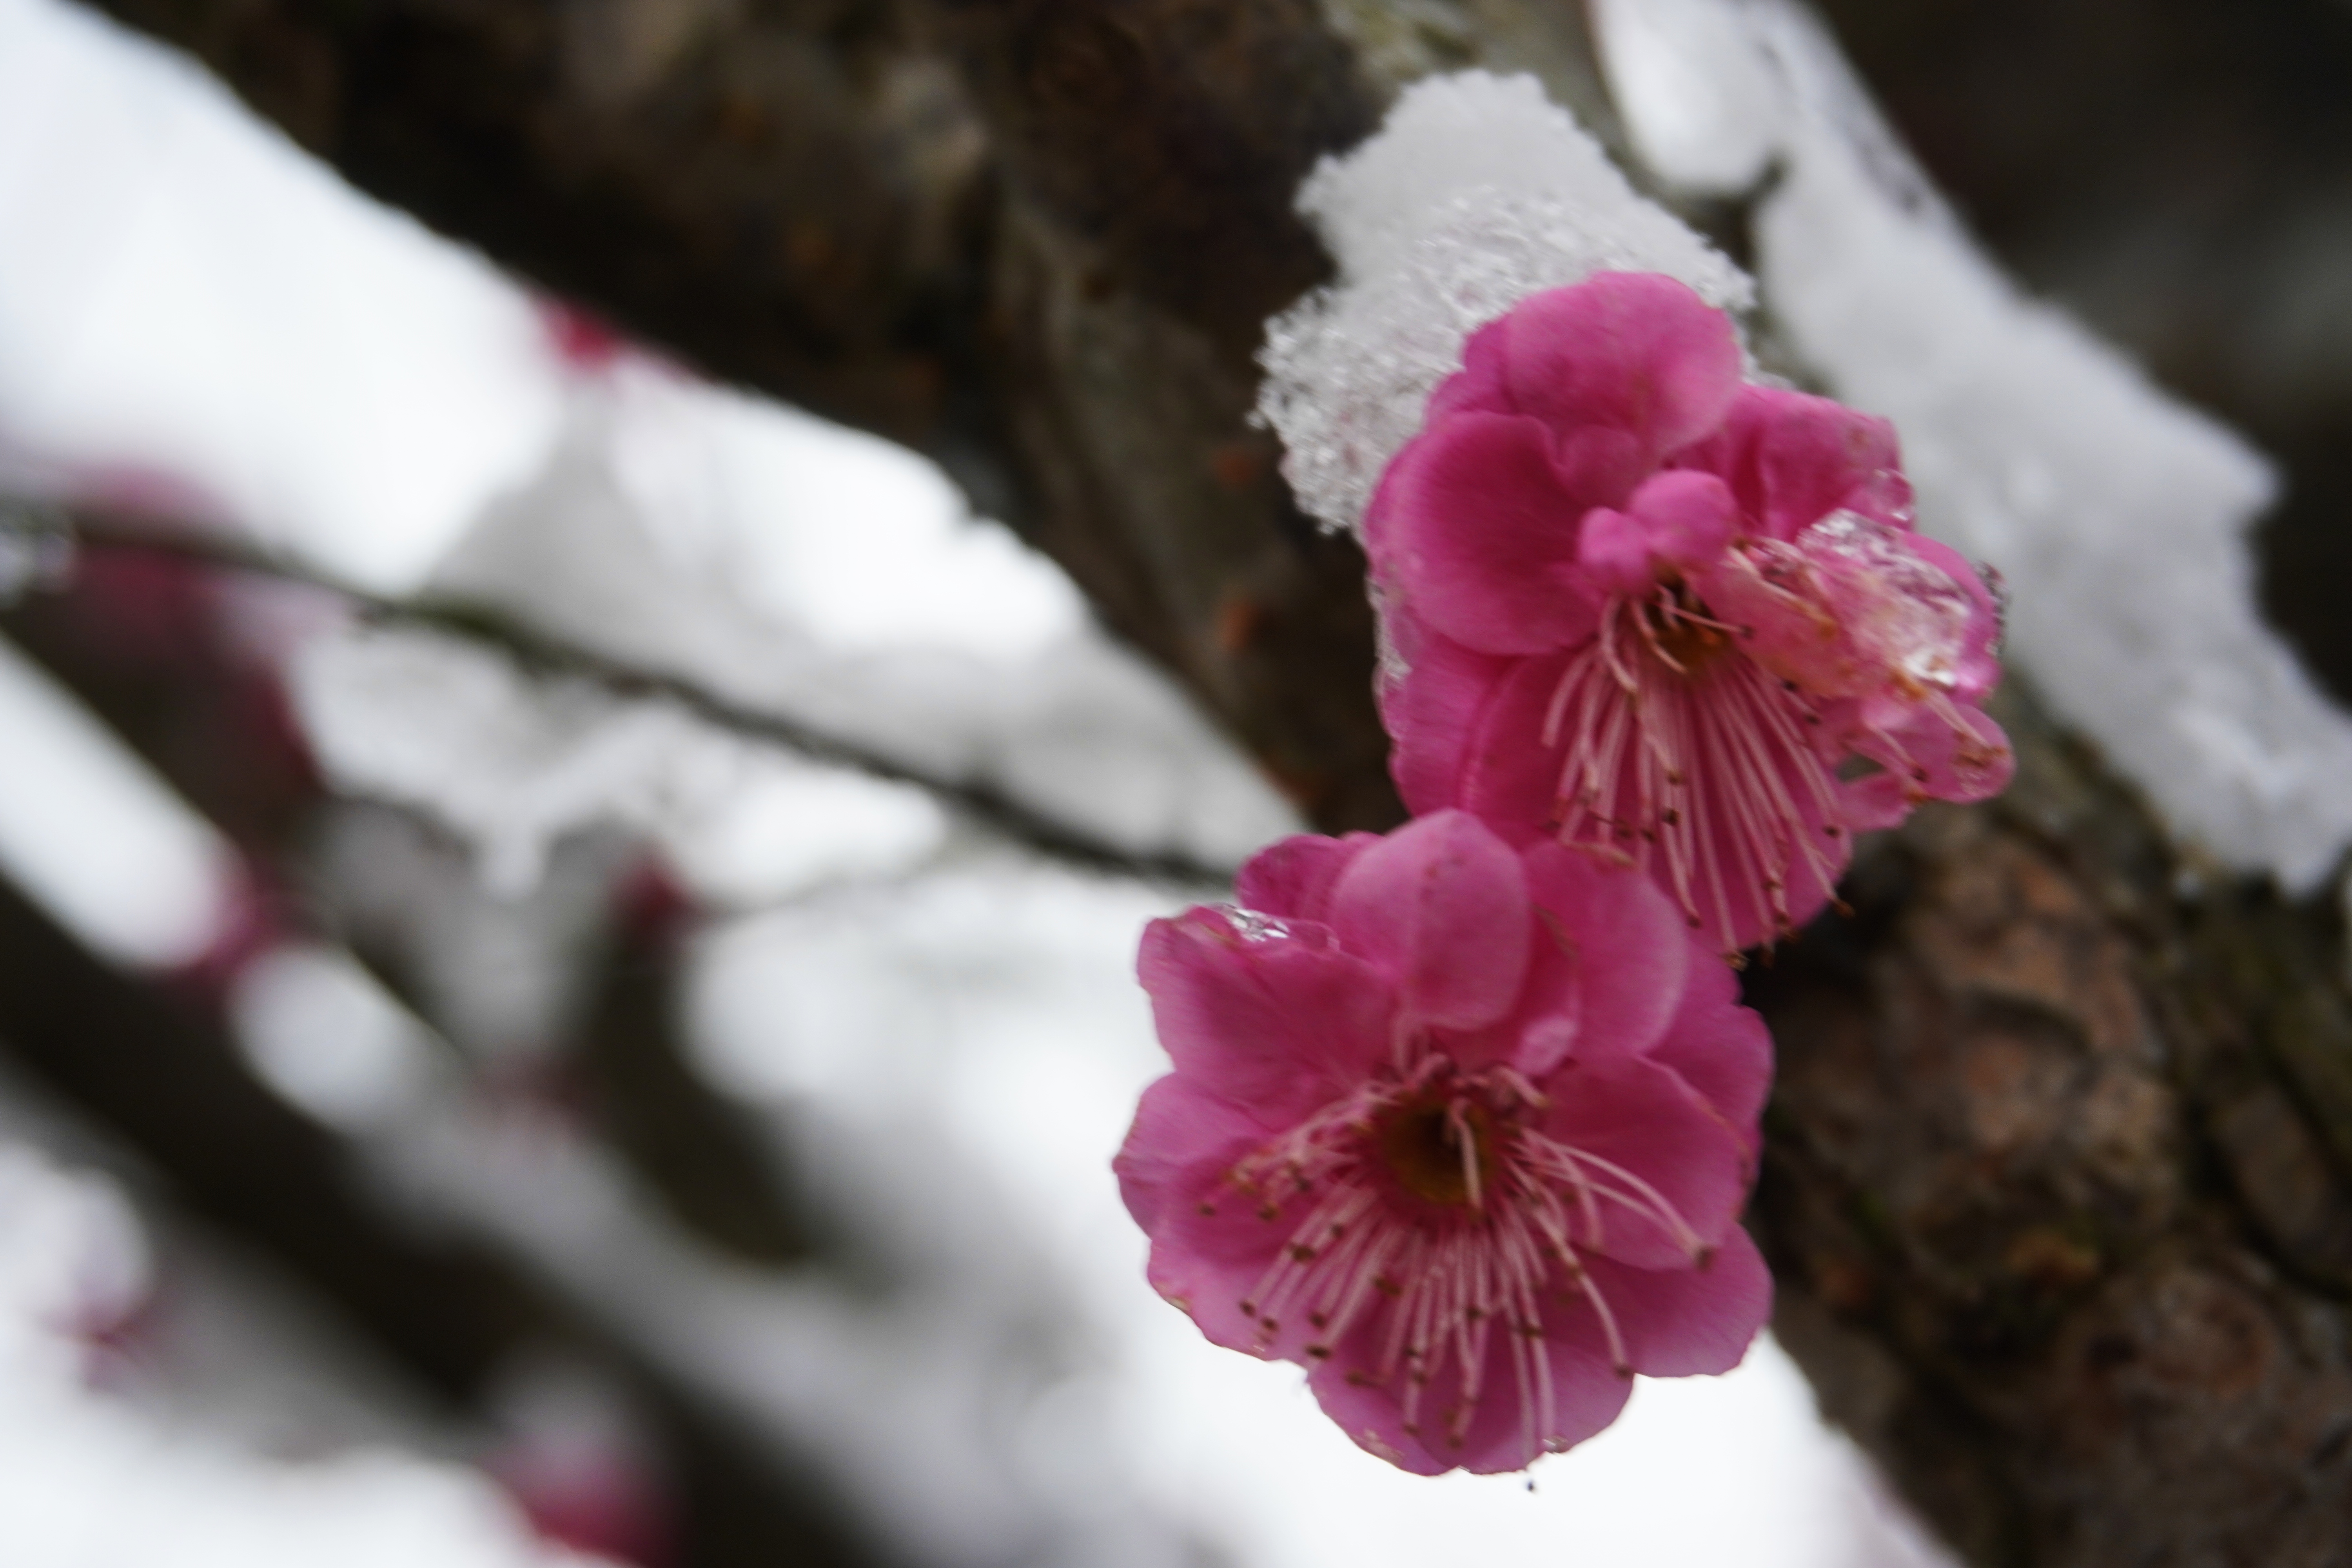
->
<box><xmin>1115</xmin><ymin>810</ymin><xmax>1771</xmax><ymax>1474</ymax></box>
<box><xmin>1368</xmin><ymin>272</ymin><xmax>2012</xmax><ymax>955</ymax></box>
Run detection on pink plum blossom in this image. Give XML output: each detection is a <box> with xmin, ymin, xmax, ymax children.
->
<box><xmin>1115</xmin><ymin>810</ymin><xmax>1772</xmax><ymax>1474</ymax></box>
<box><xmin>1367</xmin><ymin>272</ymin><xmax>2012</xmax><ymax>955</ymax></box>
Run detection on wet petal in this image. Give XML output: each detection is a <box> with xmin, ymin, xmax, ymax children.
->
<box><xmin>1237</xmin><ymin>832</ymin><xmax>1381</xmax><ymax>925</ymax></box>
<box><xmin>1138</xmin><ymin>907</ymin><xmax>1392</xmax><ymax>1112</ymax></box>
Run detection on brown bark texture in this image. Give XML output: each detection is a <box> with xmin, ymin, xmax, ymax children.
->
<box><xmin>63</xmin><ymin>0</ymin><xmax>2352</xmax><ymax>1564</ymax></box>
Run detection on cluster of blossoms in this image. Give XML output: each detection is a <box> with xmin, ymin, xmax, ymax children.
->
<box><xmin>1118</xmin><ymin>274</ymin><xmax>2011</xmax><ymax>1474</ymax></box>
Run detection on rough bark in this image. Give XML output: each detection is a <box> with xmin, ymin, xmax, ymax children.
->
<box><xmin>61</xmin><ymin>1</ymin><xmax>2352</xmax><ymax>1563</ymax></box>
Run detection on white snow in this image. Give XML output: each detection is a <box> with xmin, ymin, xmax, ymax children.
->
<box><xmin>229</xmin><ymin>943</ymin><xmax>440</xmax><ymax>1132</ymax></box>
<box><xmin>1258</xmin><ymin>70</ymin><xmax>1751</xmax><ymax>538</ymax></box>
<box><xmin>288</xmin><ymin>371</ymin><xmax>1293</xmax><ymax>895</ymax></box>
<box><xmin>1589</xmin><ymin>0</ymin><xmax>1785</xmax><ymax>197</ymax></box>
<box><xmin>0</xmin><ymin>632</ymin><xmax>237</xmax><ymax>967</ymax></box>
<box><xmin>0</xmin><ymin>0</ymin><xmax>560</xmax><ymax>593</ymax></box>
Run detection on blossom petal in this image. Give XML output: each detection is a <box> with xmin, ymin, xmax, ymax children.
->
<box><xmin>1330</xmin><ymin>810</ymin><xmax>1530</xmax><ymax>1032</ymax></box>
<box><xmin>1512</xmin><ymin>842</ymin><xmax>1690</xmax><ymax>1075</ymax></box>
<box><xmin>1630</xmin><ymin>469</ymin><xmax>1738</xmax><ymax>576</ymax></box>
<box><xmin>1582</xmin><ymin>1227</ymin><xmax>1771</xmax><ymax>1377</ymax></box>
<box><xmin>1137</xmin><ymin>907</ymin><xmax>1392</xmax><ymax>1113</ymax></box>
<box><xmin>1380</xmin><ymin>612</ymin><xmax>1513</xmax><ymax>817</ymax></box>
<box><xmin>1148</xmin><ymin>1182</ymin><xmax>1294</xmax><ymax>1356</ymax></box>
<box><xmin>1503</xmin><ymin>273</ymin><xmax>1744</xmax><ymax>461</ymax></box>
<box><xmin>1452</xmin><ymin>647</ymin><xmax>1574</xmax><ymax>826</ymax></box>
<box><xmin>1645</xmin><ymin>950</ymin><xmax>1772</xmax><ymax>1140</ymax></box>
<box><xmin>1751</xmin><ymin>390</ymin><xmax>1903</xmax><ymax>540</ymax></box>
<box><xmin>1424</xmin><ymin>313</ymin><xmax>1512</xmax><ymax>421</ymax></box>
<box><xmin>1365</xmin><ymin>413</ymin><xmax>1599</xmax><ymax>656</ymax></box>
<box><xmin>1308</xmin><ymin>1302</ymin><xmax>1631</xmax><ymax>1475</ymax></box>
<box><xmin>1544</xmin><ymin>1054</ymin><xmax>1750</xmax><ymax>1267</ymax></box>
<box><xmin>1682</xmin><ymin>385</ymin><xmax>1902</xmax><ymax>542</ymax></box>
<box><xmin>1236</xmin><ymin>832</ymin><xmax>1380</xmax><ymax>925</ymax></box>
<box><xmin>1903</xmin><ymin>532</ymin><xmax>2005</xmax><ymax>702</ymax></box>
<box><xmin>1574</xmin><ymin>504</ymin><xmax>1657</xmax><ymax>599</ymax></box>
<box><xmin>1113</xmin><ymin>1073</ymin><xmax>1266</xmax><ymax>1234</ymax></box>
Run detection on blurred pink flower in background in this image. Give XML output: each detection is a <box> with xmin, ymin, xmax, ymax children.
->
<box><xmin>1116</xmin><ymin>811</ymin><xmax>1771</xmax><ymax>1475</ymax></box>
<box><xmin>1368</xmin><ymin>273</ymin><xmax>2012</xmax><ymax>955</ymax></box>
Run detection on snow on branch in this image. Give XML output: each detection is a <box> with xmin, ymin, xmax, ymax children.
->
<box><xmin>0</xmin><ymin>502</ymin><xmax>1236</xmax><ymax>892</ymax></box>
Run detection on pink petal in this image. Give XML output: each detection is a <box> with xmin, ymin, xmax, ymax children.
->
<box><xmin>1688</xmin><ymin>385</ymin><xmax>1902</xmax><ymax>542</ymax></box>
<box><xmin>1330</xmin><ymin>811</ymin><xmax>1531</xmax><ymax>1033</ymax></box>
<box><xmin>1838</xmin><ymin>764</ymin><xmax>1916</xmax><ymax>833</ymax></box>
<box><xmin>1581</xmin><ymin>1226</ymin><xmax>1772</xmax><ymax>1377</ymax></box>
<box><xmin>1137</xmin><ymin>908</ymin><xmax>1392</xmax><ymax>1114</ymax></box>
<box><xmin>1511</xmin><ymin>842</ymin><xmax>1691</xmax><ymax>1076</ymax></box>
<box><xmin>1113</xmin><ymin>1073</ymin><xmax>1267</xmax><ymax>1234</ymax></box>
<box><xmin>1503</xmin><ymin>274</ymin><xmax>1744</xmax><ymax>461</ymax></box>
<box><xmin>1377</xmin><ymin>607</ymin><xmax>1511</xmax><ymax>817</ymax></box>
<box><xmin>1308</xmin><ymin>1302</ymin><xmax>1632</xmax><ymax>1474</ymax></box>
<box><xmin>1628</xmin><ymin>469</ymin><xmax>1738</xmax><ymax>573</ymax></box>
<box><xmin>1148</xmin><ymin>1181</ymin><xmax>1296</xmax><ymax>1356</ymax></box>
<box><xmin>1450</xmin><ymin>647</ymin><xmax>1576</xmax><ymax>827</ymax></box>
<box><xmin>1645</xmin><ymin>950</ymin><xmax>1773</xmax><ymax>1138</ymax></box>
<box><xmin>1549</xmin><ymin>423</ymin><xmax>1655</xmax><ymax>515</ymax></box>
<box><xmin>1366</xmin><ymin>413</ymin><xmax>1599</xmax><ymax>656</ymax></box>
<box><xmin>1236</xmin><ymin>832</ymin><xmax>1380</xmax><ymax>924</ymax></box>
<box><xmin>1698</xmin><ymin>542</ymin><xmax>1870</xmax><ymax>699</ymax></box>
<box><xmin>1424</xmin><ymin>314</ymin><xmax>1512</xmax><ymax>422</ymax></box>
<box><xmin>1692</xmin><ymin>768</ymin><xmax>1845</xmax><ymax>952</ymax></box>
<box><xmin>1543</xmin><ymin>1054</ymin><xmax>1751</xmax><ymax>1267</ymax></box>
<box><xmin>1879</xmin><ymin>699</ymin><xmax>2016</xmax><ymax>806</ymax></box>
<box><xmin>1754</xmin><ymin>391</ymin><xmax>1902</xmax><ymax>539</ymax></box>
<box><xmin>1443</xmin><ymin>641</ymin><xmax>1850</xmax><ymax>955</ymax></box>
<box><xmin>1574</xmin><ymin>504</ymin><xmax>1657</xmax><ymax>598</ymax></box>
<box><xmin>1903</xmin><ymin>532</ymin><xmax>2005</xmax><ymax>702</ymax></box>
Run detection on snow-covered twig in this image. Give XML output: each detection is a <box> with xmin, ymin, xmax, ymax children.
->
<box><xmin>0</xmin><ymin>502</ymin><xmax>1236</xmax><ymax>892</ymax></box>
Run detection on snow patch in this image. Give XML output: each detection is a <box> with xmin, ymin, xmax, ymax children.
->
<box><xmin>1258</xmin><ymin>70</ymin><xmax>1750</xmax><ymax>538</ymax></box>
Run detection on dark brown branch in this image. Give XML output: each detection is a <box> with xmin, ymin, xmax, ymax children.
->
<box><xmin>0</xmin><ymin>872</ymin><xmax>898</xmax><ymax>1568</ymax></box>
<box><xmin>1751</xmin><ymin>687</ymin><xmax>2352</xmax><ymax>1568</ymax></box>
<box><xmin>3</xmin><ymin>501</ymin><xmax>826</xmax><ymax>1274</ymax></box>
<box><xmin>3</xmin><ymin>502</ymin><xmax>1235</xmax><ymax>890</ymax></box>
<box><xmin>84</xmin><ymin>0</ymin><xmax>1407</xmax><ymax>831</ymax></box>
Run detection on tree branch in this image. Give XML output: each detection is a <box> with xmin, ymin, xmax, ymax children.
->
<box><xmin>1</xmin><ymin>501</ymin><xmax>1235</xmax><ymax>890</ymax></box>
<box><xmin>0</xmin><ymin>871</ymin><xmax>899</xmax><ymax>1568</ymax></box>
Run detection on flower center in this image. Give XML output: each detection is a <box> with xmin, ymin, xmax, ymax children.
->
<box><xmin>1538</xmin><ymin>593</ymin><xmax>1847</xmax><ymax>953</ymax></box>
<box><xmin>1639</xmin><ymin>586</ymin><xmax>1734</xmax><ymax>677</ymax></box>
<box><xmin>1373</xmin><ymin>1093</ymin><xmax>1497</xmax><ymax>1207</ymax></box>
<box><xmin>1218</xmin><ymin>1056</ymin><xmax>1715</xmax><ymax>1464</ymax></box>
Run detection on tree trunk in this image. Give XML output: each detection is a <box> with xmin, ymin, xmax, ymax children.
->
<box><xmin>65</xmin><ymin>1</ymin><xmax>2352</xmax><ymax>1562</ymax></box>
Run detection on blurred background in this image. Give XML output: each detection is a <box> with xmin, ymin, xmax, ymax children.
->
<box><xmin>1</xmin><ymin>0</ymin><xmax>2347</xmax><ymax>1565</ymax></box>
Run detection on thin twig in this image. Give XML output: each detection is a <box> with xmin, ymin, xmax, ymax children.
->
<box><xmin>1</xmin><ymin>502</ymin><xmax>1238</xmax><ymax>891</ymax></box>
